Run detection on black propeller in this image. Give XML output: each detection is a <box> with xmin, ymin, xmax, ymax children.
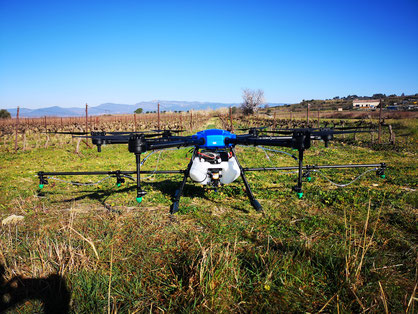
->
<box><xmin>151</xmin><ymin>129</ymin><xmax>186</xmax><ymax>133</ymax></box>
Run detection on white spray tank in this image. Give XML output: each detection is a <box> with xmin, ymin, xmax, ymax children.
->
<box><xmin>189</xmin><ymin>152</ymin><xmax>240</xmax><ymax>186</ymax></box>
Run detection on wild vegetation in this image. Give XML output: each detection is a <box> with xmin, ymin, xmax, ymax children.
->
<box><xmin>286</xmin><ymin>93</ymin><xmax>418</xmax><ymax>111</ymax></box>
<box><xmin>0</xmin><ymin>112</ymin><xmax>416</xmax><ymax>313</ymax></box>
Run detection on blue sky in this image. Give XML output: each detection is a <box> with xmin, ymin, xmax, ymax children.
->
<box><xmin>1</xmin><ymin>0</ymin><xmax>417</xmax><ymax>109</ymax></box>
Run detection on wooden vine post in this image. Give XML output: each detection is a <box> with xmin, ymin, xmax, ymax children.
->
<box><xmin>273</xmin><ymin>112</ymin><xmax>276</xmax><ymax>129</ymax></box>
<box><xmin>307</xmin><ymin>103</ymin><xmax>310</xmax><ymax>124</ymax></box>
<box><xmin>14</xmin><ymin>106</ymin><xmax>19</xmax><ymax>151</ymax></box>
<box><xmin>229</xmin><ymin>107</ymin><xmax>234</xmax><ymax>131</ymax></box>
<box><xmin>85</xmin><ymin>103</ymin><xmax>88</xmax><ymax>133</ymax></box>
<box><xmin>378</xmin><ymin>100</ymin><xmax>383</xmax><ymax>144</ymax></box>
<box><xmin>82</xmin><ymin>103</ymin><xmax>92</xmax><ymax>148</ymax></box>
<box><xmin>157</xmin><ymin>103</ymin><xmax>160</xmax><ymax>130</ymax></box>
<box><xmin>388</xmin><ymin>124</ymin><xmax>395</xmax><ymax>145</ymax></box>
<box><xmin>317</xmin><ymin>109</ymin><xmax>320</xmax><ymax>128</ymax></box>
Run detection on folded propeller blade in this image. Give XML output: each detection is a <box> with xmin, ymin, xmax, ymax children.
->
<box><xmin>151</xmin><ymin>129</ymin><xmax>186</xmax><ymax>133</ymax></box>
<box><xmin>237</xmin><ymin>126</ymin><xmax>267</xmax><ymax>131</ymax></box>
<box><xmin>45</xmin><ymin>131</ymin><xmax>89</xmax><ymax>135</ymax></box>
<box><xmin>310</xmin><ymin>129</ymin><xmax>376</xmax><ymax>136</ymax></box>
<box><xmin>73</xmin><ymin>133</ymin><xmax>163</xmax><ymax>139</ymax></box>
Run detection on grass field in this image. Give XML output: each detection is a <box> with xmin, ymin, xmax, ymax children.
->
<box><xmin>0</xmin><ymin>117</ymin><xmax>416</xmax><ymax>313</ymax></box>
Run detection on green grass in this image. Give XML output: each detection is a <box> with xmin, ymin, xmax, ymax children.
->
<box><xmin>0</xmin><ymin>117</ymin><xmax>416</xmax><ymax>313</ymax></box>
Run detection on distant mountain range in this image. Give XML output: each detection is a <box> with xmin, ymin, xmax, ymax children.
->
<box><xmin>4</xmin><ymin>100</ymin><xmax>286</xmax><ymax>118</ymax></box>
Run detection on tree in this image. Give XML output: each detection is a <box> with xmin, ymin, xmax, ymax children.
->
<box><xmin>241</xmin><ymin>88</ymin><xmax>265</xmax><ymax>115</ymax></box>
<box><xmin>0</xmin><ymin>109</ymin><xmax>11</xmax><ymax>119</ymax></box>
<box><xmin>134</xmin><ymin>108</ymin><xmax>143</xmax><ymax>114</ymax></box>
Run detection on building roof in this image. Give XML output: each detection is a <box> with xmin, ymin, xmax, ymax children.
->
<box><xmin>353</xmin><ymin>99</ymin><xmax>380</xmax><ymax>103</ymax></box>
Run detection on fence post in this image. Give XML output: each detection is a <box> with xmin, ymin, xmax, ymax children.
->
<box><xmin>134</xmin><ymin>113</ymin><xmax>137</xmax><ymax>131</ymax></box>
<box><xmin>14</xmin><ymin>106</ymin><xmax>19</xmax><ymax>151</ymax></box>
<box><xmin>190</xmin><ymin>111</ymin><xmax>193</xmax><ymax>130</ymax></box>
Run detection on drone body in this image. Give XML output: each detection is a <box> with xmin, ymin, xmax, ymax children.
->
<box><xmin>38</xmin><ymin>127</ymin><xmax>386</xmax><ymax>214</ymax></box>
<box><xmin>188</xmin><ymin>129</ymin><xmax>239</xmax><ymax>186</ymax></box>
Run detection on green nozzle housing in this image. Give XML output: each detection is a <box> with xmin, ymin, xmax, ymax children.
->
<box><xmin>297</xmin><ymin>192</ymin><xmax>303</xmax><ymax>199</ymax></box>
<box><xmin>117</xmin><ymin>183</ymin><xmax>121</xmax><ymax>187</ymax></box>
<box><xmin>380</xmin><ymin>174</ymin><xmax>386</xmax><ymax>179</ymax></box>
<box><xmin>39</xmin><ymin>184</ymin><xmax>44</xmax><ymax>189</ymax></box>
<box><xmin>136</xmin><ymin>197</ymin><xmax>142</xmax><ymax>203</ymax></box>
<box><xmin>307</xmin><ymin>177</ymin><xmax>312</xmax><ymax>182</ymax></box>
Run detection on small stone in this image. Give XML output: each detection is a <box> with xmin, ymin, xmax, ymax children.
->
<box><xmin>2</xmin><ymin>215</ymin><xmax>24</xmax><ymax>225</ymax></box>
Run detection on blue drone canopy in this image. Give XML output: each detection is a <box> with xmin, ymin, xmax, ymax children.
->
<box><xmin>192</xmin><ymin>129</ymin><xmax>236</xmax><ymax>149</ymax></box>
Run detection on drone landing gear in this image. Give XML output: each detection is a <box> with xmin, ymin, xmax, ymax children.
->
<box><xmin>292</xmin><ymin>149</ymin><xmax>305</xmax><ymax>199</ymax></box>
<box><xmin>170</xmin><ymin>173</ymin><xmax>187</xmax><ymax>214</ymax></box>
<box><xmin>170</xmin><ymin>149</ymin><xmax>197</xmax><ymax>214</ymax></box>
<box><xmin>135</xmin><ymin>153</ymin><xmax>147</xmax><ymax>203</ymax></box>
<box><xmin>241</xmin><ymin>170</ymin><xmax>263</xmax><ymax>211</ymax></box>
<box><xmin>231</xmin><ymin>147</ymin><xmax>263</xmax><ymax>212</ymax></box>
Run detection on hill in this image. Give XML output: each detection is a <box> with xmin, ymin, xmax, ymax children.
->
<box><xmin>4</xmin><ymin>101</ymin><xmax>286</xmax><ymax>118</ymax></box>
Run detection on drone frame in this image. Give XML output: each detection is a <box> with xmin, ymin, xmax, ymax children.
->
<box><xmin>38</xmin><ymin>128</ymin><xmax>387</xmax><ymax>214</ymax></box>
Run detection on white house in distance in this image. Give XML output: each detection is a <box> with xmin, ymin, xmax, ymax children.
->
<box><xmin>352</xmin><ymin>99</ymin><xmax>380</xmax><ymax>109</ymax></box>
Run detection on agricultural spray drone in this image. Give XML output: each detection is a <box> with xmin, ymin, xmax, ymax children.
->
<box><xmin>37</xmin><ymin>127</ymin><xmax>386</xmax><ymax>213</ymax></box>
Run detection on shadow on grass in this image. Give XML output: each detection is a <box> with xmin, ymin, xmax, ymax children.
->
<box><xmin>46</xmin><ymin>179</ymin><xmax>253</xmax><ymax>213</ymax></box>
<box><xmin>0</xmin><ymin>265</ymin><xmax>71</xmax><ymax>313</ymax></box>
